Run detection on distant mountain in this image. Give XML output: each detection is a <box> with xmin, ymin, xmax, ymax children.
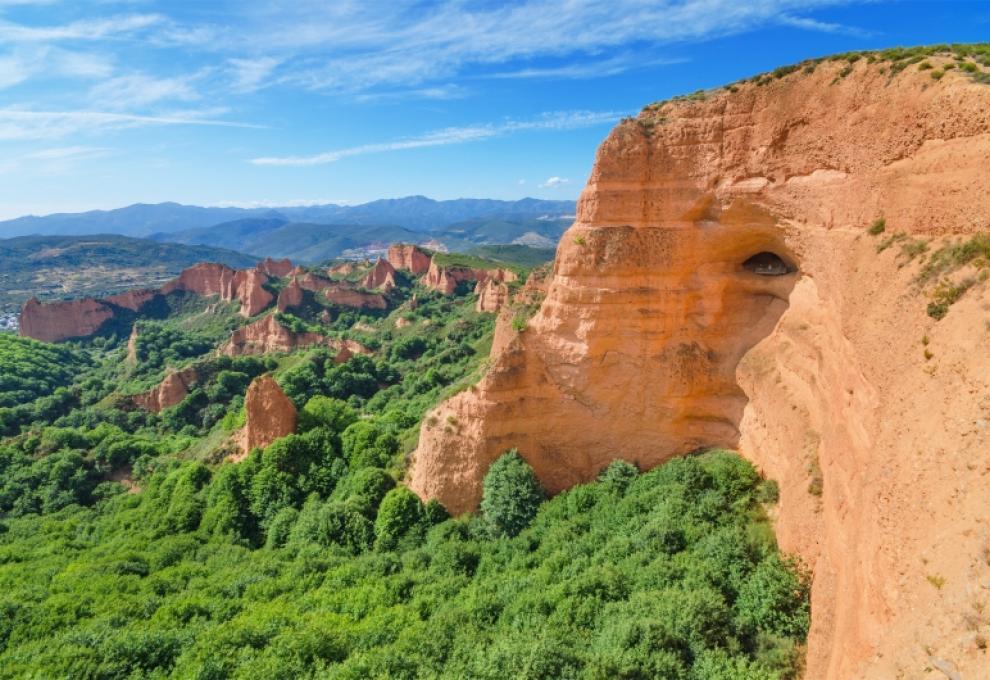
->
<box><xmin>0</xmin><ymin>234</ymin><xmax>256</xmax><ymax>313</ymax></box>
<box><xmin>0</xmin><ymin>196</ymin><xmax>575</xmax><ymax>239</ymax></box>
<box><xmin>0</xmin><ymin>203</ymin><xmax>284</xmax><ymax>239</ymax></box>
<box><xmin>156</xmin><ymin>212</ymin><xmax>573</xmax><ymax>263</ymax></box>
<box><xmin>158</xmin><ymin>220</ymin><xmax>423</xmax><ymax>262</ymax></box>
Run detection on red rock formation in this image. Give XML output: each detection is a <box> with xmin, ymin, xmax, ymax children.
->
<box><xmin>132</xmin><ymin>365</ymin><xmax>199</xmax><ymax>412</ymax></box>
<box><xmin>221</xmin><ymin>314</ymin><xmax>370</xmax><ymax>359</ymax></box>
<box><xmin>235</xmin><ymin>374</ymin><xmax>297</xmax><ymax>458</ymax></box>
<box><xmin>20</xmin><ymin>297</ymin><xmax>115</xmax><ymax>343</ymax></box>
<box><xmin>125</xmin><ymin>325</ymin><xmax>139</xmax><ymax>366</ymax></box>
<box><xmin>105</xmin><ymin>289</ymin><xmax>159</xmax><ymax>312</ymax></box>
<box><xmin>328</xmin><ymin>261</ymin><xmax>357</xmax><ymax>276</ymax></box>
<box><xmin>361</xmin><ymin>258</ymin><xmax>398</xmax><ymax>291</ymax></box>
<box><xmin>162</xmin><ymin>263</ymin><xmax>273</xmax><ymax>317</ymax></box>
<box><xmin>474</xmin><ymin>278</ymin><xmax>510</xmax><ymax>313</ymax></box>
<box><xmin>19</xmin><ymin>289</ymin><xmax>161</xmax><ymax>344</ymax></box>
<box><xmin>276</xmin><ymin>279</ymin><xmax>305</xmax><ymax>312</ymax></box>
<box><xmin>411</xmin><ymin>57</ymin><xmax>990</xmax><ymax>679</ymax></box>
<box><xmin>296</xmin><ymin>272</ymin><xmax>335</xmax><ymax>293</ymax></box>
<box><xmin>387</xmin><ymin>243</ymin><xmax>431</xmax><ymax>274</ymax></box>
<box><xmin>421</xmin><ymin>259</ymin><xmax>517</xmax><ymax>295</ymax></box>
<box><xmin>324</xmin><ymin>285</ymin><xmax>387</xmax><ymax>309</ymax></box>
<box><xmin>257</xmin><ymin>257</ymin><xmax>294</xmax><ymax>277</ymax></box>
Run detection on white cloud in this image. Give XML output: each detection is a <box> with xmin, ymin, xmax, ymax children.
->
<box><xmin>251</xmin><ymin>110</ymin><xmax>623</xmax><ymax>167</ymax></box>
<box><xmin>539</xmin><ymin>176</ymin><xmax>570</xmax><ymax>188</ymax></box>
<box><xmin>227</xmin><ymin>57</ymin><xmax>280</xmax><ymax>93</ymax></box>
<box><xmin>0</xmin><ymin>109</ymin><xmax>262</xmax><ymax>141</ymax></box>
<box><xmin>0</xmin><ymin>14</ymin><xmax>161</xmax><ymax>42</ymax></box>
<box><xmin>88</xmin><ymin>72</ymin><xmax>202</xmax><ymax>110</ymax></box>
<box><xmin>778</xmin><ymin>14</ymin><xmax>875</xmax><ymax>38</ymax></box>
<box><xmin>238</xmin><ymin>0</ymin><xmax>868</xmax><ymax>94</ymax></box>
<box><xmin>0</xmin><ymin>145</ymin><xmax>110</xmax><ymax>176</ymax></box>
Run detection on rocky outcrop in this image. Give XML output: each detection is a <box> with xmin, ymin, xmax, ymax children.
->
<box><xmin>361</xmin><ymin>258</ymin><xmax>398</xmax><ymax>291</ymax></box>
<box><xmin>104</xmin><ymin>289</ymin><xmax>159</xmax><ymax>312</ymax></box>
<box><xmin>296</xmin><ymin>272</ymin><xmax>334</xmax><ymax>293</ymax></box>
<box><xmin>19</xmin><ymin>290</ymin><xmax>159</xmax><ymax>343</ymax></box>
<box><xmin>422</xmin><ymin>259</ymin><xmax>517</xmax><ymax>295</ymax></box>
<box><xmin>328</xmin><ymin>261</ymin><xmax>358</xmax><ymax>276</ymax></box>
<box><xmin>221</xmin><ymin>313</ymin><xmax>370</xmax><ymax>360</ymax></box>
<box><xmin>474</xmin><ymin>278</ymin><xmax>510</xmax><ymax>313</ymax></box>
<box><xmin>132</xmin><ymin>365</ymin><xmax>199</xmax><ymax>412</ymax></box>
<box><xmin>125</xmin><ymin>325</ymin><xmax>139</xmax><ymax>366</ymax></box>
<box><xmin>411</xmin><ymin>56</ymin><xmax>990</xmax><ymax>679</ymax></box>
<box><xmin>276</xmin><ymin>279</ymin><xmax>305</xmax><ymax>312</ymax></box>
<box><xmin>161</xmin><ymin>263</ymin><xmax>273</xmax><ymax>317</ymax></box>
<box><xmin>324</xmin><ymin>285</ymin><xmax>387</xmax><ymax>309</ymax></box>
<box><xmin>387</xmin><ymin>243</ymin><xmax>431</xmax><ymax>274</ymax></box>
<box><xmin>235</xmin><ymin>375</ymin><xmax>296</xmax><ymax>458</ymax></box>
<box><xmin>257</xmin><ymin>257</ymin><xmax>293</xmax><ymax>277</ymax></box>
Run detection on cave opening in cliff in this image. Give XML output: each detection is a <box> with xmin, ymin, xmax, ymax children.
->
<box><xmin>742</xmin><ymin>251</ymin><xmax>794</xmax><ymax>276</ymax></box>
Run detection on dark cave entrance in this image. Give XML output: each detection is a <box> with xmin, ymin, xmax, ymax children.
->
<box><xmin>742</xmin><ymin>251</ymin><xmax>795</xmax><ymax>276</ymax></box>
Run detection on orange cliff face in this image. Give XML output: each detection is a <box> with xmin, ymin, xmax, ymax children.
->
<box><xmin>132</xmin><ymin>365</ymin><xmax>199</xmax><ymax>412</ymax></box>
<box><xmin>19</xmin><ymin>291</ymin><xmax>160</xmax><ymax>343</ymax></box>
<box><xmin>221</xmin><ymin>313</ymin><xmax>369</xmax><ymax>359</ymax></box>
<box><xmin>387</xmin><ymin>243</ymin><xmax>431</xmax><ymax>274</ymax></box>
<box><xmin>421</xmin><ymin>258</ymin><xmax>517</xmax><ymax>295</ymax></box>
<box><xmin>161</xmin><ymin>263</ymin><xmax>273</xmax><ymax>317</ymax></box>
<box><xmin>257</xmin><ymin>257</ymin><xmax>294</xmax><ymax>278</ymax></box>
<box><xmin>235</xmin><ymin>374</ymin><xmax>296</xmax><ymax>459</ymax></box>
<box><xmin>361</xmin><ymin>258</ymin><xmax>398</xmax><ymax>291</ymax></box>
<box><xmin>410</xmin><ymin>59</ymin><xmax>990</xmax><ymax>680</ymax></box>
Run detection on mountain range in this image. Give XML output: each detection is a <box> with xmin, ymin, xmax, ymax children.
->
<box><xmin>0</xmin><ymin>196</ymin><xmax>575</xmax><ymax>238</ymax></box>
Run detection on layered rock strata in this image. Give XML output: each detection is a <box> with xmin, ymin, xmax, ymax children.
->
<box><xmin>410</xmin><ymin>57</ymin><xmax>990</xmax><ymax>679</ymax></box>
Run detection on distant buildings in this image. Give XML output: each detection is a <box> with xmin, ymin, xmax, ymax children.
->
<box><xmin>0</xmin><ymin>313</ymin><xmax>19</xmax><ymax>333</ymax></box>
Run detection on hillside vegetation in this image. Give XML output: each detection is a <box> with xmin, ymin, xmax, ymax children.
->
<box><xmin>0</xmin><ymin>247</ymin><xmax>808</xmax><ymax>678</ymax></box>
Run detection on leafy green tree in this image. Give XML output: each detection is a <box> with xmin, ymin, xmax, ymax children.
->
<box><xmin>374</xmin><ymin>486</ymin><xmax>425</xmax><ymax>550</ymax></box>
<box><xmin>480</xmin><ymin>450</ymin><xmax>545</xmax><ymax>538</ymax></box>
<box><xmin>299</xmin><ymin>396</ymin><xmax>357</xmax><ymax>434</ymax></box>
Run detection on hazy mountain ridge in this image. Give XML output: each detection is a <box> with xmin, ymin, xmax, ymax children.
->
<box><xmin>0</xmin><ymin>196</ymin><xmax>576</xmax><ymax>239</ymax></box>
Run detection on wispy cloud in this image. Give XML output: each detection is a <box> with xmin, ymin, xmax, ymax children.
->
<box><xmin>239</xmin><ymin>0</ymin><xmax>868</xmax><ymax>94</ymax></box>
<box><xmin>778</xmin><ymin>14</ymin><xmax>875</xmax><ymax>38</ymax></box>
<box><xmin>0</xmin><ymin>13</ymin><xmax>161</xmax><ymax>42</ymax></box>
<box><xmin>227</xmin><ymin>57</ymin><xmax>280</xmax><ymax>93</ymax></box>
<box><xmin>251</xmin><ymin>110</ymin><xmax>623</xmax><ymax>167</ymax></box>
<box><xmin>487</xmin><ymin>54</ymin><xmax>689</xmax><ymax>80</ymax></box>
<box><xmin>0</xmin><ymin>144</ymin><xmax>110</xmax><ymax>176</ymax></box>
<box><xmin>0</xmin><ymin>109</ymin><xmax>263</xmax><ymax>141</ymax></box>
<box><xmin>539</xmin><ymin>176</ymin><xmax>570</xmax><ymax>188</ymax></box>
<box><xmin>88</xmin><ymin>72</ymin><xmax>203</xmax><ymax>110</ymax></box>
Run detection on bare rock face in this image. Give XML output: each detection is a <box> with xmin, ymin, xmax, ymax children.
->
<box><xmin>19</xmin><ymin>297</ymin><xmax>114</xmax><ymax>343</ymax></box>
<box><xmin>296</xmin><ymin>272</ymin><xmax>335</xmax><ymax>293</ymax></box>
<box><xmin>474</xmin><ymin>278</ymin><xmax>510</xmax><ymax>313</ymax></box>
<box><xmin>104</xmin><ymin>289</ymin><xmax>159</xmax><ymax>312</ymax></box>
<box><xmin>361</xmin><ymin>258</ymin><xmax>398</xmax><ymax>291</ymax></box>
<box><xmin>276</xmin><ymin>279</ymin><xmax>305</xmax><ymax>312</ymax></box>
<box><xmin>236</xmin><ymin>374</ymin><xmax>297</xmax><ymax>458</ymax></box>
<box><xmin>387</xmin><ymin>243</ymin><xmax>432</xmax><ymax>274</ymax></box>
<box><xmin>328</xmin><ymin>261</ymin><xmax>357</xmax><ymax>276</ymax></box>
<box><xmin>132</xmin><ymin>365</ymin><xmax>199</xmax><ymax>412</ymax></box>
<box><xmin>257</xmin><ymin>257</ymin><xmax>294</xmax><ymax>277</ymax></box>
<box><xmin>222</xmin><ymin>314</ymin><xmax>369</xmax><ymax>359</ymax></box>
<box><xmin>125</xmin><ymin>325</ymin><xmax>139</xmax><ymax>366</ymax></box>
<box><xmin>162</xmin><ymin>263</ymin><xmax>273</xmax><ymax>317</ymax></box>
<box><xmin>19</xmin><ymin>291</ymin><xmax>159</xmax><ymax>344</ymax></box>
<box><xmin>324</xmin><ymin>285</ymin><xmax>387</xmax><ymax>309</ymax></box>
<box><xmin>422</xmin><ymin>259</ymin><xmax>517</xmax><ymax>295</ymax></box>
<box><xmin>411</xmin><ymin>59</ymin><xmax>990</xmax><ymax>679</ymax></box>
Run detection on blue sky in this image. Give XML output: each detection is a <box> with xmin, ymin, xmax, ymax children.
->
<box><xmin>0</xmin><ymin>0</ymin><xmax>987</xmax><ymax>219</ymax></box>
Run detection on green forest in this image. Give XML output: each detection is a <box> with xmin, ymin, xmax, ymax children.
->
<box><xmin>0</xmin><ymin>257</ymin><xmax>809</xmax><ymax>679</ymax></box>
